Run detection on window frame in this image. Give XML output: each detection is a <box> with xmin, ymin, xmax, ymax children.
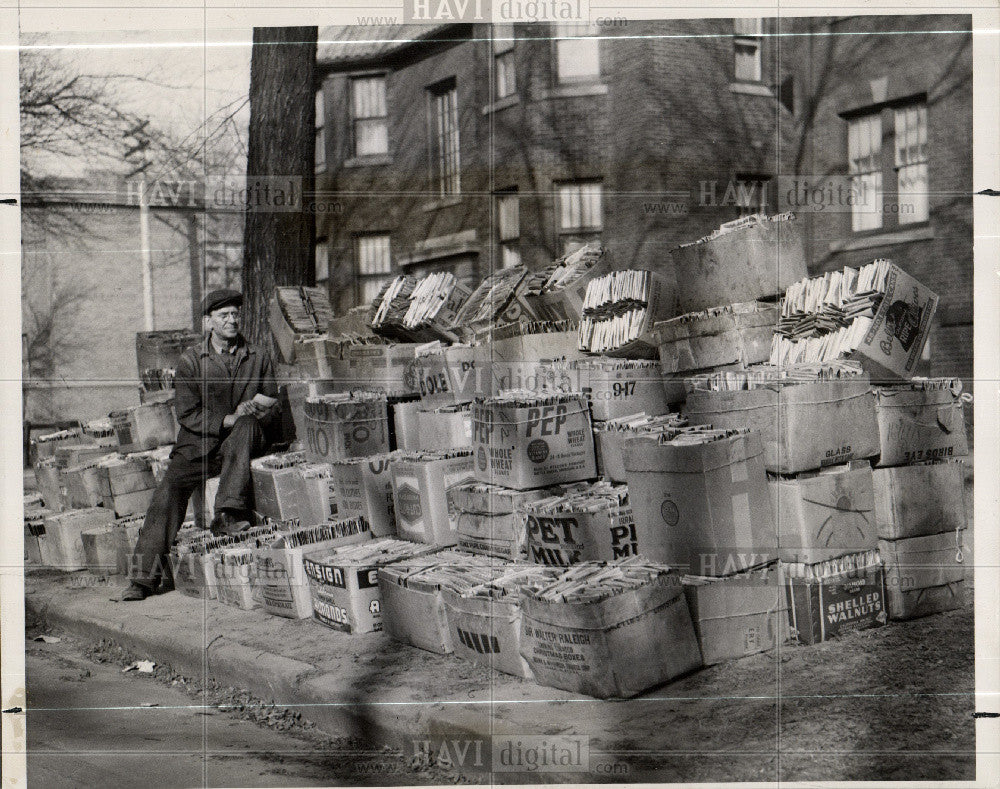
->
<box><xmin>494</xmin><ymin>24</ymin><xmax>517</xmax><ymax>99</ymax></box>
<box><xmin>893</xmin><ymin>102</ymin><xmax>929</xmax><ymax>225</ymax></box>
<box><xmin>349</xmin><ymin>74</ymin><xmax>389</xmax><ymax>159</ymax></box>
<box><xmin>315</xmin><ymin>237</ymin><xmax>329</xmax><ymax>285</ymax></box>
<box><xmin>315</xmin><ymin>88</ymin><xmax>326</xmax><ymax>173</ymax></box>
<box><xmin>354</xmin><ymin>233</ymin><xmax>393</xmax><ymax>305</ymax></box>
<box><xmin>847</xmin><ymin>112</ymin><xmax>884</xmax><ymax>233</ymax></box>
<box><xmin>556</xmin><ymin>179</ymin><xmax>603</xmax><ymax>255</ymax></box>
<box><xmin>733</xmin><ymin>18</ymin><xmax>763</xmax><ymax>83</ymax></box>
<box><xmin>496</xmin><ymin>188</ymin><xmax>521</xmax><ymax>268</ymax></box>
<box><xmin>427</xmin><ymin>77</ymin><xmax>461</xmax><ymax>197</ymax></box>
<box><xmin>554</xmin><ymin>23</ymin><xmax>601</xmax><ymax>85</ymax></box>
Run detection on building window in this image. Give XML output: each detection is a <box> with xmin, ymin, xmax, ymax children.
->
<box><xmin>848</xmin><ymin>113</ymin><xmax>883</xmax><ymax>232</ymax></box>
<box><xmin>315</xmin><ymin>89</ymin><xmax>326</xmax><ymax>172</ymax></box>
<box><xmin>733</xmin><ymin>18</ymin><xmax>763</xmax><ymax>83</ymax></box>
<box><xmin>315</xmin><ymin>238</ymin><xmax>329</xmax><ymax>285</ymax></box>
<box><xmin>555</xmin><ymin>23</ymin><xmax>600</xmax><ymax>84</ymax></box>
<box><xmin>204</xmin><ymin>242</ymin><xmax>242</xmax><ymax>290</ymax></box>
<box><xmin>428</xmin><ymin>78</ymin><xmax>460</xmax><ymax>196</ymax></box>
<box><xmin>351</xmin><ymin>76</ymin><xmax>388</xmax><ymax>157</ymax></box>
<box><xmin>355</xmin><ymin>234</ymin><xmax>392</xmax><ymax>305</ymax></box>
<box><xmin>894</xmin><ymin>103</ymin><xmax>929</xmax><ymax>224</ymax></box>
<box><xmin>497</xmin><ymin>190</ymin><xmax>520</xmax><ymax>268</ymax></box>
<box><xmin>557</xmin><ymin>180</ymin><xmax>602</xmax><ymax>254</ymax></box>
<box><xmin>494</xmin><ymin>24</ymin><xmax>516</xmax><ymax>99</ymax></box>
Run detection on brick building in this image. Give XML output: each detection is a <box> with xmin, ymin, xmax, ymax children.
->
<box><xmin>314</xmin><ymin>20</ymin><xmax>792</xmax><ymax>312</ymax></box>
<box><xmin>777</xmin><ymin>14</ymin><xmax>972</xmax><ymax>382</ymax></box>
<box><xmin>21</xmin><ymin>174</ymin><xmax>243</xmax><ymax>422</ymax></box>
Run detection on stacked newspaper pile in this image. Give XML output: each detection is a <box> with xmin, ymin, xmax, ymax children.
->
<box><xmin>595</xmin><ymin>412</ymin><xmax>690</xmax><ymax>438</ymax></box>
<box><xmin>452</xmin><ymin>266</ymin><xmax>533</xmax><ymax>330</ymax></box>
<box><xmin>522</xmin><ymin>480</ymin><xmax>629</xmax><ymax>519</ymax></box>
<box><xmin>579</xmin><ymin>270</ymin><xmax>658</xmax><ymax>354</ymax></box>
<box><xmin>401</xmin><ymin>272</ymin><xmax>469</xmax><ymax>339</ymax></box>
<box><xmin>277</xmin><ymin>517</ymin><xmax>370</xmax><ymax>549</ymax></box>
<box><xmin>369</xmin><ymin>275</ymin><xmax>418</xmax><ymax>338</ymax></box>
<box><xmin>275</xmin><ymin>286</ymin><xmax>334</xmax><ymax>334</ymax></box>
<box><xmin>688</xmin><ymin>360</ymin><xmax>867</xmax><ymax>392</ymax></box>
<box><xmin>520</xmin><ymin>557</ymin><xmax>674</xmax><ymax>603</ymax></box>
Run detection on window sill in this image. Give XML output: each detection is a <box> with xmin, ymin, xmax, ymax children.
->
<box><xmin>729</xmin><ymin>82</ymin><xmax>774</xmax><ymax>97</ymax></box>
<box><xmin>421</xmin><ymin>195</ymin><xmax>464</xmax><ymax>212</ymax></box>
<box><xmin>539</xmin><ymin>83</ymin><xmax>609</xmax><ymax>100</ymax></box>
<box><xmin>828</xmin><ymin>223</ymin><xmax>934</xmax><ymax>253</ymax></box>
<box><xmin>343</xmin><ymin>154</ymin><xmax>393</xmax><ymax>168</ymax></box>
<box><xmin>481</xmin><ymin>93</ymin><xmax>521</xmax><ymax>115</ymax></box>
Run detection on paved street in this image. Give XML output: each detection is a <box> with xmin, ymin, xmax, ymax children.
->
<box><xmin>24</xmin><ymin>635</ymin><xmax>458</xmax><ymax>788</ymax></box>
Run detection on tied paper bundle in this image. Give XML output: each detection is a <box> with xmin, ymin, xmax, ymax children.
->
<box><xmin>529</xmin><ymin>243</ymin><xmax>612</xmax><ymax>322</ymax></box>
<box><xmin>578</xmin><ymin>270</ymin><xmax>668</xmax><ymax>357</ymax></box>
<box><xmin>595</xmin><ymin>412</ymin><xmax>689</xmax><ymax>437</ymax></box>
<box><xmin>402</xmin><ymin>272</ymin><xmax>470</xmax><ymax>341</ymax></box>
<box><xmin>487</xmin><ymin>318</ymin><xmax>579</xmax><ymax>343</ymax></box>
<box><xmin>369</xmin><ymin>275</ymin><xmax>418</xmax><ymax>340</ymax></box>
<box><xmin>520</xmin><ymin>556</ymin><xmax>674</xmax><ymax>604</ymax></box>
<box><xmin>275</xmin><ymin>286</ymin><xmax>334</xmax><ymax>334</ymax></box>
<box><xmin>783</xmin><ymin>548</ymin><xmax>882</xmax><ymax>580</ymax></box>
<box><xmin>277</xmin><ymin>516</ymin><xmax>369</xmax><ymax>549</ymax></box>
<box><xmin>687</xmin><ymin>360</ymin><xmax>866</xmax><ymax>392</ymax></box>
<box><xmin>258</xmin><ymin>450</ymin><xmax>306</xmax><ymax>470</ymax></box>
<box><xmin>769</xmin><ymin>259</ymin><xmax>937</xmax><ymax>379</ymax></box>
<box><xmin>452</xmin><ymin>266</ymin><xmax>537</xmax><ymax>333</ymax></box>
<box><xmin>460</xmin><ymin>565</ymin><xmax>562</xmax><ymax>601</ymax></box>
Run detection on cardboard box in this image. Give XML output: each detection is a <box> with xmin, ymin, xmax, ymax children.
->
<box><xmin>54</xmin><ymin>444</ymin><xmax>113</xmax><ymax>470</ymax></box>
<box><xmin>393</xmin><ymin>399</ymin><xmax>423</xmax><ymax>451</ymax></box>
<box><xmin>377</xmin><ymin>551</ymin><xmax>498</xmax><ymax>654</ymax></box>
<box><xmin>214</xmin><ymin>548</ymin><xmax>259</xmax><ymax>609</ymax></box>
<box><xmin>414</xmin><ymin>344</ymin><xmax>478</xmax><ymax>406</ymax></box>
<box><xmin>769</xmin><ymin>462</ymin><xmax>878</xmax><ymax>563</ymax></box>
<box><xmin>622</xmin><ymin>432</ymin><xmax>776</xmax><ymax>575</ymax></box>
<box><xmin>302</xmin><ymin>394</ymin><xmax>390</xmax><ymax>463</ymax></box>
<box><xmin>328</xmin><ymin>455</ymin><xmax>398</xmax><ymax>537</ymax></box>
<box><xmin>533</xmin><ymin>245</ymin><xmax>614</xmax><ymax>323</ymax></box>
<box><xmin>873</xmin><ymin>382</ymin><xmax>968</xmax><ymax>466</ymax></box>
<box><xmin>471</xmin><ymin>395</ymin><xmax>597</xmax><ymax>491</ymax></box>
<box><xmin>579</xmin><ymin>270</ymin><xmax>676</xmax><ymax>358</ymax></box>
<box><xmin>443</xmin><ymin>588</ymin><xmax>532</xmax><ymax>678</ymax></box>
<box><xmin>108</xmin><ymin>488</ymin><xmax>155</xmax><ymax>519</ymax></box>
<box><xmin>542</xmin><ymin>358</ymin><xmax>670</xmax><ymax>422</ymax></box>
<box><xmin>848</xmin><ymin>264</ymin><xmax>938</xmax><ymax>382</ymax></box>
<box><xmin>683</xmin><ymin>563</ymin><xmax>788</xmax><ymax>665</ymax></box>
<box><xmin>24</xmin><ymin>507</ymin><xmax>51</xmax><ymax>564</ymax></box>
<box><xmin>255</xmin><ymin>518</ymin><xmax>372</xmax><ymax>619</ymax></box>
<box><xmin>450</xmin><ymin>482</ymin><xmax>547</xmax><ymax>516</ymax></box>
<box><xmin>268</xmin><ymin>287</ymin><xmax>332</xmax><ymax>364</ymax></box>
<box><xmin>525</xmin><ymin>504</ymin><xmax>641</xmax><ymax>566</ymax></box>
<box><xmin>110</xmin><ymin>403</ymin><xmax>177</xmax><ymax>451</ymax></box>
<box><xmin>345</xmin><ymin>343</ymin><xmax>421</xmax><ymax>395</ymax></box>
<box><xmin>33</xmin><ymin>428</ymin><xmax>87</xmax><ymax>462</ymax></box>
<box><xmin>656</xmin><ymin>303</ymin><xmax>779</xmax><ymax>374</ymax></box>
<box><xmin>113</xmin><ymin>514</ymin><xmax>145</xmax><ymax>576</ymax></box>
<box><xmin>416</xmin><ymin>405</ymin><xmax>472</xmax><ymax>451</ymax></box>
<box><xmin>251</xmin><ymin>452</ymin><xmax>307</xmax><ymax>522</ymax></box>
<box><xmin>456</xmin><ymin>509</ymin><xmax>525</xmax><ymax>560</ymax></box>
<box><xmin>684</xmin><ymin>378</ymin><xmax>880</xmax><ymax>474</ymax></box>
<box><xmin>170</xmin><ymin>546</ymin><xmax>217</xmax><ymax>600</ymax></box>
<box><xmin>879</xmin><ymin>531</ymin><xmax>967</xmax><ymax>619</ymax></box>
<box><xmin>670</xmin><ymin>214</ymin><xmax>807</xmax><ymax>313</ymax></box>
<box><xmin>63</xmin><ymin>461</ymin><xmax>112</xmax><ymax>508</ymax></box>
<box><xmin>785</xmin><ymin>558</ymin><xmax>888</xmax><ymax>644</ymax></box>
<box><xmin>295</xmin><ymin>463</ymin><xmax>340</xmax><ymax>527</ymax></box>
<box><xmin>302</xmin><ymin>539</ymin><xmax>435</xmax><ymax>632</ymax></box>
<box><xmin>98</xmin><ymin>457</ymin><xmax>156</xmax><ymax>499</ymax></box>
<box><xmin>81</xmin><ymin>526</ymin><xmax>121</xmax><ymax>575</ymax></box>
<box><xmin>391</xmin><ymin>451</ymin><xmax>476</xmax><ymax>546</ymax></box>
<box><xmin>519</xmin><ymin>568</ymin><xmax>702</xmax><ymax>698</ymax></box>
<box><xmin>594</xmin><ymin>428</ymin><xmax>628</xmax><ymax>483</ymax></box>
<box><xmin>873</xmin><ymin>460</ymin><xmax>967</xmax><ymax>540</ymax></box>
<box><xmin>39</xmin><ymin>508</ymin><xmax>115</xmax><ymax>571</ymax></box>
<box><xmin>135</xmin><ymin>329</ymin><xmax>198</xmax><ymax>380</ymax></box>
<box><xmin>34</xmin><ymin>462</ymin><xmax>66</xmax><ymax>512</ymax></box>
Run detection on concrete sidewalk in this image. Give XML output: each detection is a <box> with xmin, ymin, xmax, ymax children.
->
<box><xmin>24</xmin><ymin>566</ymin><xmax>976</xmax><ymax>784</ymax></box>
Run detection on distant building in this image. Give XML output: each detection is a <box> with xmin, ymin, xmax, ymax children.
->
<box><xmin>21</xmin><ymin>173</ymin><xmax>243</xmax><ymax>422</ymax></box>
<box><xmin>313</xmin><ymin>20</ymin><xmax>792</xmax><ymax>310</ymax></box>
<box><xmin>778</xmin><ymin>14</ymin><xmax>972</xmax><ymax>382</ymax></box>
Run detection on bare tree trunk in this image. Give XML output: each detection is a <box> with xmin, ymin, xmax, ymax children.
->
<box><xmin>242</xmin><ymin>26</ymin><xmax>317</xmax><ymax>349</ymax></box>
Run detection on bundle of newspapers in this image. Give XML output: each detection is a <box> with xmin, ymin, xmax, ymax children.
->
<box><xmin>579</xmin><ymin>270</ymin><xmax>661</xmax><ymax>354</ymax></box>
<box><xmin>678</xmin><ymin>212</ymin><xmax>796</xmax><ymax>248</ymax></box>
<box><xmin>594</xmin><ymin>412</ymin><xmax>690</xmax><ymax>438</ymax></box>
<box><xmin>275</xmin><ymin>286</ymin><xmax>334</xmax><ymax>334</ymax></box>
<box><xmin>783</xmin><ymin>548</ymin><xmax>882</xmax><ymax>580</ymax></box>
<box><xmin>770</xmin><ymin>259</ymin><xmax>895</xmax><ymax>365</ymax></box>
<box><xmin>458</xmin><ymin>564</ymin><xmax>561</xmax><ymax>601</ymax></box>
<box><xmin>452</xmin><ymin>266</ymin><xmax>536</xmax><ymax>331</ymax></box>
<box><xmin>522</xmin><ymin>480</ymin><xmax>629</xmax><ymax>520</ymax></box>
<box><xmin>401</xmin><ymin>271</ymin><xmax>470</xmax><ymax>340</ymax></box>
<box><xmin>687</xmin><ymin>360</ymin><xmax>867</xmax><ymax>392</ymax></box>
<box><xmin>279</xmin><ymin>516</ymin><xmax>370</xmax><ymax>549</ymax></box>
<box><xmin>369</xmin><ymin>275</ymin><xmax>418</xmax><ymax>339</ymax></box>
<box><xmin>520</xmin><ymin>557</ymin><xmax>674</xmax><ymax>603</ymax></box>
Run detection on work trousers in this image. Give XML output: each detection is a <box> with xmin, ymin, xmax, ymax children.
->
<box><xmin>130</xmin><ymin>415</ymin><xmax>268</xmax><ymax>588</ymax></box>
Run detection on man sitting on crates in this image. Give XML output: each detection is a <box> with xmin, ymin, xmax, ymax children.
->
<box><xmin>122</xmin><ymin>289</ymin><xmax>280</xmax><ymax>601</ymax></box>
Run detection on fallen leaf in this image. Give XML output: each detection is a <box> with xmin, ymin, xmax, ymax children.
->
<box><xmin>122</xmin><ymin>660</ymin><xmax>156</xmax><ymax>674</ymax></box>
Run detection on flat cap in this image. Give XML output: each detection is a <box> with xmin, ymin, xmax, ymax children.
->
<box><xmin>202</xmin><ymin>288</ymin><xmax>243</xmax><ymax>315</ymax></box>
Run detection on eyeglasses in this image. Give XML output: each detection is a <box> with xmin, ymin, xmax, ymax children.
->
<box><xmin>213</xmin><ymin>312</ymin><xmax>240</xmax><ymax>322</ymax></box>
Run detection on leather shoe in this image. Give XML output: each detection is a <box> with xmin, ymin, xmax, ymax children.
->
<box><xmin>210</xmin><ymin>509</ymin><xmax>252</xmax><ymax>537</ymax></box>
<box><xmin>120</xmin><ymin>582</ymin><xmax>152</xmax><ymax>602</ymax></box>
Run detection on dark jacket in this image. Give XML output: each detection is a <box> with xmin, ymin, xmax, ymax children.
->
<box><xmin>172</xmin><ymin>334</ymin><xmax>278</xmax><ymax>460</ymax></box>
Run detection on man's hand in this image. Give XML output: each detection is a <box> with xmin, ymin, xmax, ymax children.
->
<box><xmin>223</xmin><ymin>400</ymin><xmax>262</xmax><ymax>429</ymax></box>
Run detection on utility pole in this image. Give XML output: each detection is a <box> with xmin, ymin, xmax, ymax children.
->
<box><xmin>124</xmin><ymin>120</ymin><xmax>154</xmax><ymax>330</ymax></box>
